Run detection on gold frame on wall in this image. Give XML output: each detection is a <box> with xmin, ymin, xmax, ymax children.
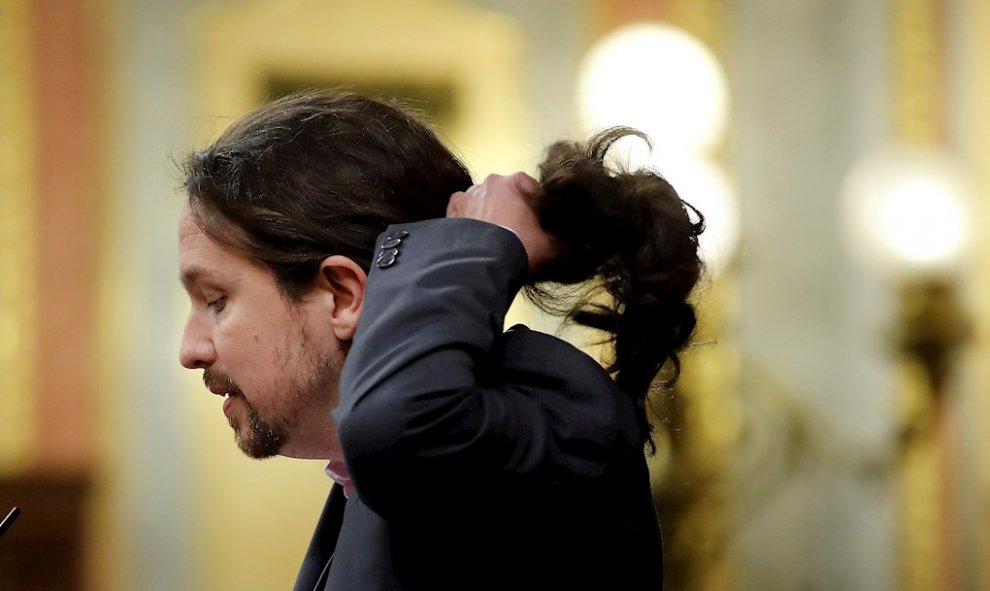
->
<box><xmin>190</xmin><ymin>0</ymin><xmax>531</xmax><ymax>176</ymax></box>
<box><xmin>964</xmin><ymin>0</ymin><xmax>990</xmax><ymax>587</ymax></box>
<box><xmin>0</xmin><ymin>0</ymin><xmax>37</xmax><ymax>474</ymax></box>
<box><xmin>890</xmin><ymin>1</ymin><xmax>956</xmax><ymax>590</ymax></box>
<box><xmin>645</xmin><ymin>2</ymin><xmax>738</xmax><ymax>589</ymax></box>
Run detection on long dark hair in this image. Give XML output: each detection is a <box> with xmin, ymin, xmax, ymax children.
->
<box><xmin>182</xmin><ymin>90</ymin><xmax>472</xmax><ymax>299</ymax></box>
<box><xmin>525</xmin><ymin>128</ymin><xmax>705</xmax><ymax>448</ymax></box>
<box><xmin>182</xmin><ymin>90</ymin><xmax>703</xmax><ymax>447</ymax></box>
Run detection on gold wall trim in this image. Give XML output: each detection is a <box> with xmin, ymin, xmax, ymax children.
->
<box><xmin>0</xmin><ymin>0</ymin><xmax>36</xmax><ymax>473</ymax></box>
<box><xmin>893</xmin><ymin>0</ymin><xmax>942</xmax><ymax>143</ymax></box>
<box><xmin>670</xmin><ymin>0</ymin><xmax>726</xmax><ymax>56</ymax></box>
<box><xmin>891</xmin><ymin>1</ymin><xmax>954</xmax><ymax>589</ymax></box>
<box><xmin>963</xmin><ymin>0</ymin><xmax>990</xmax><ymax>586</ymax></box>
<box><xmin>650</xmin><ymin>3</ymin><xmax>736</xmax><ymax>591</ymax></box>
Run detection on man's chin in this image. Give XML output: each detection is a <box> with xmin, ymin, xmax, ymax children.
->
<box><xmin>240</xmin><ymin>442</ymin><xmax>280</xmax><ymax>459</ymax></box>
<box><xmin>228</xmin><ymin>405</ymin><xmax>284</xmax><ymax>458</ymax></box>
<box><xmin>232</xmin><ymin>422</ymin><xmax>283</xmax><ymax>459</ymax></box>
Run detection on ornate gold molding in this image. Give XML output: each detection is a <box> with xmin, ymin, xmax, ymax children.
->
<box><xmin>670</xmin><ymin>0</ymin><xmax>726</xmax><ymax>56</ymax></box>
<box><xmin>0</xmin><ymin>0</ymin><xmax>36</xmax><ymax>473</ymax></box>
<box><xmin>648</xmin><ymin>3</ymin><xmax>736</xmax><ymax>590</ymax></box>
<box><xmin>893</xmin><ymin>0</ymin><xmax>942</xmax><ymax>144</ymax></box>
<box><xmin>652</xmin><ymin>278</ymin><xmax>739</xmax><ymax>591</ymax></box>
<box><xmin>963</xmin><ymin>0</ymin><xmax>990</xmax><ymax>586</ymax></box>
<box><xmin>898</xmin><ymin>360</ymin><xmax>943</xmax><ymax>591</ymax></box>
<box><xmin>890</xmin><ymin>1</ymin><xmax>954</xmax><ymax>589</ymax></box>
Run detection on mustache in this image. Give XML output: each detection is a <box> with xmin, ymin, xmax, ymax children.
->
<box><xmin>203</xmin><ymin>369</ymin><xmax>241</xmax><ymax>394</ymax></box>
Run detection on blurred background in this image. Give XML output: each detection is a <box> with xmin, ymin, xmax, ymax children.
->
<box><xmin>1</xmin><ymin>0</ymin><xmax>990</xmax><ymax>589</ymax></box>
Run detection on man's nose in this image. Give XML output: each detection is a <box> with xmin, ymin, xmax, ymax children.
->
<box><xmin>179</xmin><ymin>315</ymin><xmax>215</xmax><ymax>369</ymax></box>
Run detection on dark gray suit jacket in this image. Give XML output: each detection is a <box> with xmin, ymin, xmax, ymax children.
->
<box><xmin>293</xmin><ymin>219</ymin><xmax>663</xmax><ymax>590</ymax></box>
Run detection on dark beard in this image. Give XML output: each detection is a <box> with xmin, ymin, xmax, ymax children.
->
<box><xmin>211</xmin><ymin>337</ymin><xmax>342</xmax><ymax>459</ymax></box>
<box><xmin>230</xmin><ymin>400</ymin><xmax>285</xmax><ymax>459</ymax></box>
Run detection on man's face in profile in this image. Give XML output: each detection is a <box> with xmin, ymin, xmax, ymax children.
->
<box><xmin>177</xmin><ymin>206</ymin><xmax>344</xmax><ymax>460</ymax></box>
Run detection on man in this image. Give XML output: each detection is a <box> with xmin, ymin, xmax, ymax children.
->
<box><xmin>179</xmin><ymin>90</ymin><xmax>681</xmax><ymax>590</ymax></box>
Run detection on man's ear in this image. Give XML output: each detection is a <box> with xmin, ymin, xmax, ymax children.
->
<box><xmin>315</xmin><ymin>255</ymin><xmax>367</xmax><ymax>342</ymax></box>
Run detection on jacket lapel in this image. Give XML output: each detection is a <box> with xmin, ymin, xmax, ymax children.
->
<box><xmin>292</xmin><ymin>484</ymin><xmax>346</xmax><ymax>591</ymax></box>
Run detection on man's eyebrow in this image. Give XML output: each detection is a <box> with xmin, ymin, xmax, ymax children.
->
<box><xmin>179</xmin><ymin>265</ymin><xmax>211</xmax><ymax>289</ymax></box>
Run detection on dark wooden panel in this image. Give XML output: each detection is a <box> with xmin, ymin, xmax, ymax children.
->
<box><xmin>0</xmin><ymin>476</ymin><xmax>89</xmax><ymax>591</ymax></box>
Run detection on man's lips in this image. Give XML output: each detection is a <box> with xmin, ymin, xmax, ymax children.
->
<box><xmin>203</xmin><ymin>377</ymin><xmax>242</xmax><ymax>417</ymax></box>
<box><xmin>205</xmin><ymin>379</ymin><xmax>241</xmax><ymax>398</ymax></box>
<box><xmin>203</xmin><ymin>371</ymin><xmax>239</xmax><ymax>396</ymax></box>
<box><xmin>218</xmin><ymin>389</ymin><xmax>245</xmax><ymax>416</ymax></box>
<box><xmin>222</xmin><ymin>393</ymin><xmax>238</xmax><ymax>417</ymax></box>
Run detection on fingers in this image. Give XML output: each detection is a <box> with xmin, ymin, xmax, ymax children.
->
<box><xmin>446</xmin><ymin>179</ymin><xmax>486</xmax><ymax>218</ymax></box>
<box><xmin>508</xmin><ymin>171</ymin><xmax>538</xmax><ymax>195</ymax></box>
<box><xmin>446</xmin><ymin>190</ymin><xmax>464</xmax><ymax>217</ymax></box>
<box><xmin>446</xmin><ymin>172</ymin><xmax>537</xmax><ymax>221</ymax></box>
<box><xmin>446</xmin><ymin>171</ymin><xmax>552</xmax><ymax>275</ymax></box>
<box><xmin>477</xmin><ymin>172</ymin><xmax>536</xmax><ymax>197</ymax></box>
<box><xmin>446</xmin><ymin>179</ymin><xmax>485</xmax><ymax>219</ymax></box>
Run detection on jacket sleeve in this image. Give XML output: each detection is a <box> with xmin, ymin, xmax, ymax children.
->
<box><xmin>333</xmin><ymin>218</ymin><xmax>611</xmax><ymax>515</ymax></box>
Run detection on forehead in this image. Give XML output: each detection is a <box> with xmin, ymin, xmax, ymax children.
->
<box><xmin>178</xmin><ymin>207</ymin><xmax>259</xmax><ymax>288</ymax></box>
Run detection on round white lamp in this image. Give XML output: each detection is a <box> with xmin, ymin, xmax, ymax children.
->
<box><xmin>842</xmin><ymin>145</ymin><xmax>972</xmax><ymax>274</ymax></box>
<box><xmin>578</xmin><ymin>23</ymin><xmax>737</xmax><ymax>276</ymax></box>
<box><xmin>577</xmin><ymin>23</ymin><xmax>730</xmax><ymax>158</ymax></box>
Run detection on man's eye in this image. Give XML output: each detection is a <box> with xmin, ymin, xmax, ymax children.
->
<box><xmin>206</xmin><ymin>297</ymin><xmax>227</xmax><ymax>312</ymax></box>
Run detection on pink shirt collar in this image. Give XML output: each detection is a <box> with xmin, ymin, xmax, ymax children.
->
<box><xmin>324</xmin><ymin>459</ymin><xmax>355</xmax><ymax>499</ymax></box>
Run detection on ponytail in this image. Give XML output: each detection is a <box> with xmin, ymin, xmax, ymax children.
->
<box><xmin>524</xmin><ymin>127</ymin><xmax>705</xmax><ymax>449</ymax></box>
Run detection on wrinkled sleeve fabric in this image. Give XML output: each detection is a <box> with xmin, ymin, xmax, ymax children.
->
<box><xmin>333</xmin><ymin>218</ymin><xmax>611</xmax><ymax>516</ymax></box>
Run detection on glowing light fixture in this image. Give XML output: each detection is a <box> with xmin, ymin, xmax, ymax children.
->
<box><xmin>577</xmin><ymin>23</ymin><xmax>729</xmax><ymax>156</ymax></box>
<box><xmin>842</xmin><ymin>145</ymin><xmax>971</xmax><ymax>273</ymax></box>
